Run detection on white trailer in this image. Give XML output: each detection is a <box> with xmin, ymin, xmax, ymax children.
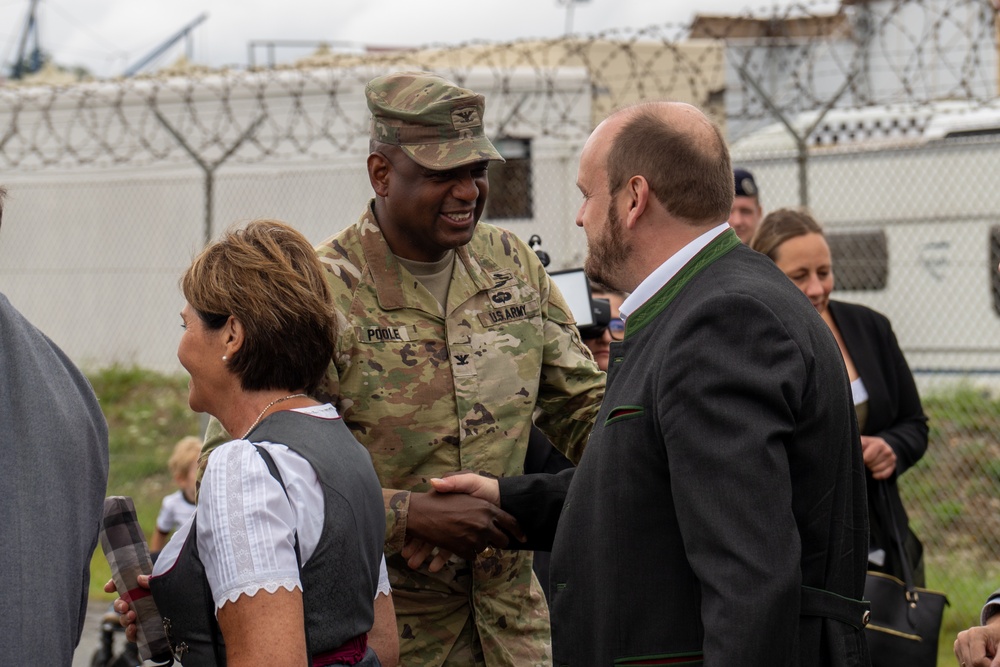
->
<box><xmin>730</xmin><ymin>100</ymin><xmax>1000</xmax><ymax>389</ymax></box>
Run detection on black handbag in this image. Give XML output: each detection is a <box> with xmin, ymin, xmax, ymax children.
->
<box><xmin>864</xmin><ymin>481</ymin><xmax>948</xmax><ymax>666</ymax></box>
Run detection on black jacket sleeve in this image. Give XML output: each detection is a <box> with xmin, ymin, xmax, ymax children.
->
<box><xmin>498</xmin><ymin>468</ymin><xmax>574</xmax><ymax>551</ymax></box>
<box><xmin>831</xmin><ymin>300</ymin><xmax>928</xmax><ymax>475</ymax></box>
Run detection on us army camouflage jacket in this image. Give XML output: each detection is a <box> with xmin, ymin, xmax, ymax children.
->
<box><xmin>198</xmin><ymin>202</ymin><xmax>603</xmax><ymax>665</ymax></box>
<box><xmin>314</xmin><ymin>202</ymin><xmax>605</xmax><ymax>552</ymax></box>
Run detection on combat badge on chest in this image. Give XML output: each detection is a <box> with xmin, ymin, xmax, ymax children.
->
<box><xmin>479</xmin><ymin>271</ymin><xmax>539</xmax><ymax>328</ymax></box>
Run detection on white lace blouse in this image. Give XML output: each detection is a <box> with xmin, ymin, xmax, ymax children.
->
<box><xmin>153</xmin><ymin>404</ymin><xmax>390</xmax><ymax>610</ymax></box>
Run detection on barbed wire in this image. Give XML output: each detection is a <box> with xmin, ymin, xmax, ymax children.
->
<box><xmin>0</xmin><ymin>0</ymin><xmax>996</xmax><ymax>170</ymax></box>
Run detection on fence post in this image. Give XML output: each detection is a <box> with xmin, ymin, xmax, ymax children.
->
<box><xmin>733</xmin><ymin>59</ymin><xmax>859</xmax><ymax>209</ymax></box>
<box><xmin>150</xmin><ymin>107</ymin><xmax>267</xmax><ymax>247</ymax></box>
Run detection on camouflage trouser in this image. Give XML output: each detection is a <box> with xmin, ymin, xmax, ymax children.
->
<box><xmin>391</xmin><ymin>549</ymin><xmax>552</xmax><ymax>666</ymax></box>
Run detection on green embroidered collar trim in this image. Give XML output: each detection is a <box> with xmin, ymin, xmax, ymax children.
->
<box><xmin>625</xmin><ymin>228</ymin><xmax>741</xmax><ymax>337</ymax></box>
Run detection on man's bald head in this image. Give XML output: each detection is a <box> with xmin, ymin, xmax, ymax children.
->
<box><xmin>602</xmin><ymin>102</ymin><xmax>733</xmax><ymax>226</ymax></box>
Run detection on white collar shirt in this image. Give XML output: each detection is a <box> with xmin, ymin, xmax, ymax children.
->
<box><xmin>619</xmin><ymin>222</ymin><xmax>731</xmax><ymax>321</ymax></box>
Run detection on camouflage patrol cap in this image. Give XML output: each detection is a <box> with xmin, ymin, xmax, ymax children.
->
<box><xmin>366</xmin><ymin>71</ymin><xmax>504</xmax><ymax>170</ymax></box>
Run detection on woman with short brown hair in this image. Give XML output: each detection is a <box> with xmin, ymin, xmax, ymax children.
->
<box><xmin>113</xmin><ymin>220</ymin><xmax>392</xmax><ymax>666</ymax></box>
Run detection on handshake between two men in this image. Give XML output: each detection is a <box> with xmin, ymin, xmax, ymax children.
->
<box><xmin>401</xmin><ymin>473</ymin><xmax>517</xmax><ymax>573</ymax></box>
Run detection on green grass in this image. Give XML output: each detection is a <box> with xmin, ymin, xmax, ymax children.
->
<box><xmin>906</xmin><ymin>383</ymin><xmax>1000</xmax><ymax>664</ymax></box>
<box><xmin>88</xmin><ymin>364</ymin><xmax>201</xmax><ymax>601</ymax></box>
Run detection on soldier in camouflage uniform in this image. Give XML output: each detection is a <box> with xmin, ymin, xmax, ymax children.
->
<box><xmin>316</xmin><ymin>72</ymin><xmax>604</xmax><ymax>667</ymax></box>
<box><xmin>206</xmin><ymin>71</ymin><xmax>605</xmax><ymax>666</ymax></box>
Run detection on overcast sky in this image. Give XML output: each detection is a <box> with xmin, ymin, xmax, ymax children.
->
<box><xmin>0</xmin><ymin>0</ymin><xmax>815</xmax><ymax>79</ymax></box>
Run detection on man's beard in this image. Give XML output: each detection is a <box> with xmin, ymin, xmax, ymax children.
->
<box><xmin>584</xmin><ymin>201</ymin><xmax>630</xmax><ymax>291</ymax></box>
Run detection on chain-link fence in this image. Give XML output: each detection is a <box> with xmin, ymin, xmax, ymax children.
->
<box><xmin>2</xmin><ymin>0</ymin><xmax>1000</xmax><ymax>652</ymax></box>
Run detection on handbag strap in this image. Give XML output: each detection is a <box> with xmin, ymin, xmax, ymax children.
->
<box><xmin>872</xmin><ymin>479</ymin><xmax>917</xmax><ymax>597</ymax></box>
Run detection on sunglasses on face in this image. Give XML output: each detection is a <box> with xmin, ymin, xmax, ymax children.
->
<box><xmin>607</xmin><ymin>317</ymin><xmax>625</xmax><ymax>341</ymax></box>
<box><xmin>580</xmin><ymin>317</ymin><xmax>625</xmax><ymax>342</ymax></box>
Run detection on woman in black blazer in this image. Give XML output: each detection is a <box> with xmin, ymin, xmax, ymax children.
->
<box><xmin>751</xmin><ymin>208</ymin><xmax>929</xmax><ymax>585</ymax></box>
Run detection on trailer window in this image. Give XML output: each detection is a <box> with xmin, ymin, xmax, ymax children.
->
<box><xmin>989</xmin><ymin>227</ymin><xmax>1000</xmax><ymax>317</ymax></box>
<box><xmin>828</xmin><ymin>230</ymin><xmax>888</xmax><ymax>291</ymax></box>
<box><xmin>485</xmin><ymin>137</ymin><xmax>532</xmax><ymax>220</ymax></box>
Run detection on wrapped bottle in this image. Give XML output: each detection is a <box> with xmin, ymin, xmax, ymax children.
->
<box><xmin>99</xmin><ymin>496</ymin><xmax>174</xmax><ymax>665</ymax></box>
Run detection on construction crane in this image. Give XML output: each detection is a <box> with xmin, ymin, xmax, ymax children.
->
<box><xmin>10</xmin><ymin>0</ymin><xmax>43</xmax><ymax>80</ymax></box>
<box><xmin>122</xmin><ymin>12</ymin><xmax>208</xmax><ymax>77</ymax></box>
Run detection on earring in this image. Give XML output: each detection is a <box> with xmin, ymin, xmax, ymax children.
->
<box><xmin>222</xmin><ymin>355</ymin><xmax>227</xmax><ymax>361</ymax></box>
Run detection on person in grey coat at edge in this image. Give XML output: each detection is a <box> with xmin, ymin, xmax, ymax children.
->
<box><xmin>430</xmin><ymin>102</ymin><xmax>871</xmax><ymax>666</ymax></box>
<box><xmin>0</xmin><ymin>185</ymin><xmax>111</xmax><ymax>664</ymax></box>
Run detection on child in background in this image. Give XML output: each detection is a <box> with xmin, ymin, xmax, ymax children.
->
<box><xmin>149</xmin><ymin>436</ymin><xmax>201</xmax><ymax>552</ymax></box>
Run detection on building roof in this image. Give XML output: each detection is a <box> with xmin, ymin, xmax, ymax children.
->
<box><xmin>689</xmin><ymin>11</ymin><xmax>852</xmax><ymax>40</ymax></box>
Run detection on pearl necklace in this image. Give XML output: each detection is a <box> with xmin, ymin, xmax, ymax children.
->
<box><xmin>241</xmin><ymin>393</ymin><xmax>308</xmax><ymax>439</ymax></box>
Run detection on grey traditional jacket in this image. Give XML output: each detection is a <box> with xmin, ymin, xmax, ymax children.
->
<box><xmin>0</xmin><ymin>293</ymin><xmax>109</xmax><ymax>664</ymax></box>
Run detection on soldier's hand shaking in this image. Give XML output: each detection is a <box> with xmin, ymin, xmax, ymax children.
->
<box><xmin>405</xmin><ymin>479</ymin><xmax>522</xmax><ymax>562</ymax></box>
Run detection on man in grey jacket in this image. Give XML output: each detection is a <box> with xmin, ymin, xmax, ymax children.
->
<box><xmin>0</xmin><ymin>186</ymin><xmax>110</xmax><ymax>664</ymax></box>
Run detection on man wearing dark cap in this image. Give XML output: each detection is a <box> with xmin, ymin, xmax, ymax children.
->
<box><xmin>312</xmin><ymin>72</ymin><xmax>605</xmax><ymax>666</ymax></box>
<box><xmin>729</xmin><ymin>167</ymin><xmax>763</xmax><ymax>243</ymax></box>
